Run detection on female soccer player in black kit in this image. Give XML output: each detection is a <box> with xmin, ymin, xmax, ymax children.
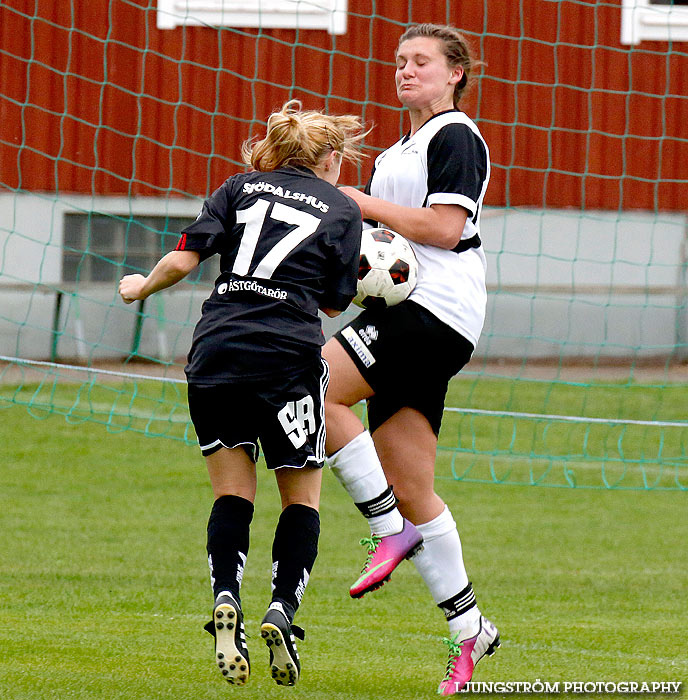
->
<box><xmin>119</xmin><ymin>100</ymin><xmax>366</xmax><ymax>687</ymax></box>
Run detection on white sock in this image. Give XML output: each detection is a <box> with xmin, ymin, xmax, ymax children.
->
<box><xmin>411</xmin><ymin>505</ymin><xmax>481</xmax><ymax>635</ymax></box>
<box><xmin>327</xmin><ymin>430</ymin><xmax>404</xmax><ymax>536</ymax></box>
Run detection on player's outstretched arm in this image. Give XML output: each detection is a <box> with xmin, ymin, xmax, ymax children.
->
<box><xmin>119</xmin><ymin>250</ymin><xmax>200</xmax><ymax>304</ymax></box>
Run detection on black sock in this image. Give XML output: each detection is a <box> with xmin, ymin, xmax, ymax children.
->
<box><xmin>206</xmin><ymin>494</ymin><xmax>254</xmax><ymax>603</ymax></box>
<box><xmin>270</xmin><ymin>504</ymin><xmax>320</xmax><ymax>622</ymax></box>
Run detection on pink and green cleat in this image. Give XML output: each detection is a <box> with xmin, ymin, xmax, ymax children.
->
<box><xmin>437</xmin><ymin>616</ymin><xmax>500</xmax><ymax>696</ymax></box>
<box><xmin>349</xmin><ymin>518</ymin><xmax>423</xmax><ymax>598</ymax></box>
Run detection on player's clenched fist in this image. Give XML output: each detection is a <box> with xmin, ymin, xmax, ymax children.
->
<box><xmin>119</xmin><ymin>274</ymin><xmax>146</xmax><ymax>304</ymax></box>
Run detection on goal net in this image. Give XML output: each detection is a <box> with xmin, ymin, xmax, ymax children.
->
<box><xmin>1</xmin><ymin>0</ymin><xmax>686</xmax><ymax>489</ymax></box>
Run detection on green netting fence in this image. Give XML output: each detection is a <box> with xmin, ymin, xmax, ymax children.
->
<box><xmin>1</xmin><ymin>0</ymin><xmax>687</xmax><ymax>490</ymax></box>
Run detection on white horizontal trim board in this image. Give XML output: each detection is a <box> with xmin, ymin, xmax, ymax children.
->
<box><xmin>621</xmin><ymin>0</ymin><xmax>688</xmax><ymax>44</ymax></box>
<box><xmin>157</xmin><ymin>0</ymin><xmax>348</xmax><ymax>34</ymax></box>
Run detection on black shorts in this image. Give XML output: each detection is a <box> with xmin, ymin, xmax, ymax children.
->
<box><xmin>333</xmin><ymin>301</ymin><xmax>474</xmax><ymax>436</ymax></box>
<box><xmin>187</xmin><ymin>359</ymin><xmax>329</xmax><ymax>470</ymax></box>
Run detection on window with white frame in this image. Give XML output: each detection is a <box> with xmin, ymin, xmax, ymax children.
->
<box><xmin>157</xmin><ymin>0</ymin><xmax>348</xmax><ymax>34</ymax></box>
<box><xmin>621</xmin><ymin>0</ymin><xmax>688</xmax><ymax>44</ymax></box>
<box><xmin>62</xmin><ymin>213</ymin><xmax>218</xmax><ymax>284</ymax></box>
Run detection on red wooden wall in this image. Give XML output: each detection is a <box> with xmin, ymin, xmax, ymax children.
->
<box><xmin>1</xmin><ymin>0</ymin><xmax>686</xmax><ymax>210</ymax></box>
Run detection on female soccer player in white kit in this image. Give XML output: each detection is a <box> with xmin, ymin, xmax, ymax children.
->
<box><xmin>323</xmin><ymin>24</ymin><xmax>500</xmax><ymax>695</ymax></box>
<box><xmin>120</xmin><ymin>100</ymin><xmax>366</xmax><ymax>688</ymax></box>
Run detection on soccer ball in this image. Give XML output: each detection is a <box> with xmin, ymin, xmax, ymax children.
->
<box><xmin>353</xmin><ymin>227</ymin><xmax>418</xmax><ymax>309</ymax></box>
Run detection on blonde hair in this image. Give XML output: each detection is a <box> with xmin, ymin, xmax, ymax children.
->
<box><xmin>242</xmin><ymin>100</ymin><xmax>369</xmax><ymax>172</ymax></box>
<box><xmin>397</xmin><ymin>24</ymin><xmax>484</xmax><ymax>108</ymax></box>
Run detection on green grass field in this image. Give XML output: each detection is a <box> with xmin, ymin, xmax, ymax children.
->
<box><xmin>1</xmin><ymin>378</ymin><xmax>687</xmax><ymax>699</ymax></box>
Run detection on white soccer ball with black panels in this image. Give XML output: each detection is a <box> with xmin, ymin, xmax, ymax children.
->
<box><xmin>353</xmin><ymin>227</ymin><xmax>418</xmax><ymax>309</ymax></box>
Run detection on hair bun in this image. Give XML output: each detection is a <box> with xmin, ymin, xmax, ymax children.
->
<box><xmin>241</xmin><ymin>99</ymin><xmax>368</xmax><ymax>172</ymax></box>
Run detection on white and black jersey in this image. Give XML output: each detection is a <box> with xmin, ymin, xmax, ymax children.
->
<box><xmin>365</xmin><ymin>110</ymin><xmax>490</xmax><ymax>346</ymax></box>
<box><xmin>177</xmin><ymin>166</ymin><xmax>361</xmax><ymax>385</ymax></box>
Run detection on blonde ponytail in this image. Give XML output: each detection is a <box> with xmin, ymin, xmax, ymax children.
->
<box><xmin>242</xmin><ymin>100</ymin><xmax>370</xmax><ymax>172</ymax></box>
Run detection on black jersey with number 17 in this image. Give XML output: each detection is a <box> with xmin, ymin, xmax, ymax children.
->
<box><xmin>176</xmin><ymin>166</ymin><xmax>362</xmax><ymax>385</ymax></box>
